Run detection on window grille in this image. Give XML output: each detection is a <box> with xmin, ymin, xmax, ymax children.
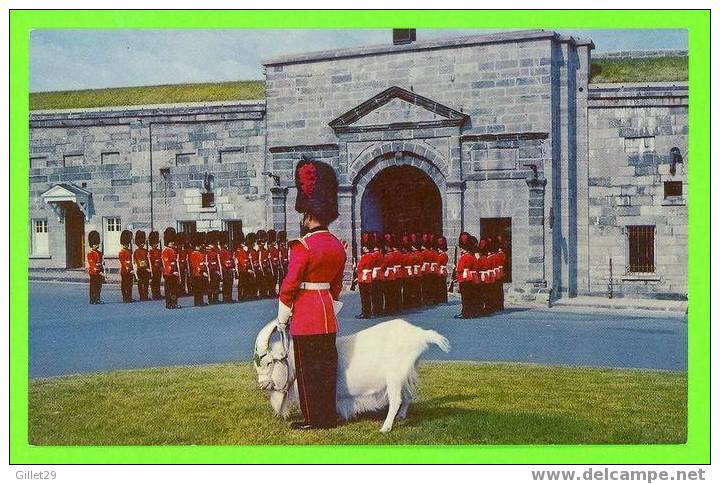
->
<box><xmin>626</xmin><ymin>225</ymin><xmax>655</xmax><ymax>274</ymax></box>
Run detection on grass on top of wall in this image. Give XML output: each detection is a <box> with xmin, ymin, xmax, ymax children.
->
<box><xmin>28</xmin><ymin>361</ymin><xmax>687</xmax><ymax>446</ymax></box>
<box><xmin>29</xmin><ymin>80</ymin><xmax>265</xmax><ymax>111</ymax></box>
<box><xmin>590</xmin><ymin>57</ymin><xmax>688</xmax><ymax>84</ymax></box>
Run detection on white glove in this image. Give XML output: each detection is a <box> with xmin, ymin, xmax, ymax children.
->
<box><xmin>277</xmin><ymin>301</ymin><xmax>292</xmax><ymax>330</ymax></box>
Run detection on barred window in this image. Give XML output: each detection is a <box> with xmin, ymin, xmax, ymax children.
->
<box><xmin>627</xmin><ymin>225</ymin><xmax>655</xmax><ymax>274</ymax></box>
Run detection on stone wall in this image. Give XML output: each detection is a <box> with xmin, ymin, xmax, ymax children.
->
<box><xmin>29</xmin><ymin>101</ymin><xmax>267</xmax><ymax>269</ymax></box>
<box><xmin>586</xmin><ymin>83</ymin><xmax>688</xmax><ymax>298</ymax></box>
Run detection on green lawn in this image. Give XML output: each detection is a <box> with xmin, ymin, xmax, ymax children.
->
<box><xmin>29</xmin><ymin>80</ymin><xmax>265</xmax><ymax>111</ymax></box>
<box><xmin>590</xmin><ymin>57</ymin><xmax>688</xmax><ymax>83</ymax></box>
<box><xmin>28</xmin><ymin>361</ymin><xmax>686</xmax><ymax>445</ymax></box>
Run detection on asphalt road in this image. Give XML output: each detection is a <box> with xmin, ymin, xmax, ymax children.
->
<box><xmin>28</xmin><ymin>281</ymin><xmax>687</xmax><ymax>378</ymax></box>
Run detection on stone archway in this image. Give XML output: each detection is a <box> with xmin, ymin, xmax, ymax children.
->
<box><xmin>347</xmin><ymin>148</ymin><xmax>447</xmax><ymax>257</ymax></box>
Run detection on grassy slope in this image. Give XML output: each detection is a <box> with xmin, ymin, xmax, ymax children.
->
<box><xmin>29</xmin><ymin>80</ymin><xmax>265</xmax><ymax>110</ymax></box>
<box><xmin>590</xmin><ymin>57</ymin><xmax>688</xmax><ymax>84</ymax></box>
<box><xmin>28</xmin><ymin>57</ymin><xmax>688</xmax><ymax>111</ymax></box>
<box><xmin>29</xmin><ymin>361</ymin><xmax>687</xmax><ymax>445</ymax></box>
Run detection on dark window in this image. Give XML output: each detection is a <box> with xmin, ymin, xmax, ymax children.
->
<box><xmin>664</xmin><ymin>181</ymin><xmax>682</xmax><ymax>198</ymax></box>
<box><xmin>201</xmin><ymin>192</ymin><xmax>215</xmax><ymax>208</ymax></box>
<box><xmin>178</xmin><ymin>221</ymin><xmax>196</xmax><ymax>234</ymax></box>
<box><xmin>627</xmin><ymin>225</ymin><xmax>655</xmax><ymax>273</ymax></box>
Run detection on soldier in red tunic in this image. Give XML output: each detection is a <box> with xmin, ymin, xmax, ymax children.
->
<box><xmin>256</xmin><ymin>230</ymin><xmax>270</xmax><ymax>299</ymax></box>
<box><xmin>475</xmin><ymin>238</ymin><xmax>490</xmax><ymax>316</ymax></box>
<box><xmin>399</xmin><ymin>234</ymin><xmax>412</xmax><ymax>310</ymax></box>
<box><xmin>454</xmin><ymin>232</ymin><xmax>477</xmax><ymax>319</ymax></box>
<box><xmin>189</xmin><ymin>232</ymin><xmax>208</xmax><ymax>306</ymax></box>
<box><xmin>162</xmin><ymin>227</ymin><xmax>181</xmax><ymax>309</ymax></box>
<box><xmin>382</xmin><ymin>233</ymin><xmax>400</xmax><ymax>315</ymax></box>
<box><xmin>148</xmin><ymin>231</ymin><xmax>163</xmax><ymax>300</ymax></box>
<box><xmin>219</xmin><ymin>231</ymin><xmax>235</xmax><ymax>303</ymax></box>
<box><xmin>86</xmin><ymin>230</ymin><xmax>105</xmax><ymax>304</ymax></box>
<box><xmin>176</xmin><ymin>232</ymin><xmax>189</xmax><ymax>297</ymax></box>
<box><xmin>267</xmin><ymin>229</ymin><xmax>280</xmax><ymax>297</ymax></box>
<box><xmin>133</xmin><ymin>230</ymin><xmax>151</xmax><ymax>301</ymax></box>
<box><xmin>233</xmin><ymin>232</ymin><xmax>250</xmax><ymax>301</ymax></box>
<box><xmin>496</xmin><ymin>235</ymin><xmax>507</xmax><ymax>311</ymax></box>
<box><xmin>118</xmin><ymin>229</ymin><xmax>135</xmax><ymax>303</ymax></box>
<box><xmin>277</xmin><ymin>230</ymin><xmax>289</xmax><ymax>287</ymax></box>
<box><xmin>245</xmin><ymin>232</ymin><xmax>259</xmax><ymax>299</ymax></box>
<box><xmin>206</xmin><ymin>231</ymin><xmax>222</xmax><ymax>304</ymax></box>
<box><xmin>276</xmin><ymin>158</ymin><xmax>346</xmax><ymax>430</ymax></box>
<box><xmin>436</xmin><ymin>235</ymin><xmax>449</xmax><ymax>304</ymax></box>
<box><xmin>354</xmin><ymin>233</ymin><xmax>374</xmax><ymax>319</ymax></box>
<box><xmin>370</xmin><ymin>234</ymin><xmax>385</xmax><ymax>317</ymax></box>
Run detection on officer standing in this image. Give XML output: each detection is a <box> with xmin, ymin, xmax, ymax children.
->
<box><xmin>245</xmin><ymin>232</ymin><xmax>259</xmax><ymax>299</ymax></box>
<box><xmin>276</xmin><ymin>158</ymin><xmax>346</xmax><ymax>430</ymax></box>
<box><xmin>162</xmin><ymin>227</ymin><xmax>181</xmax><ymax>309</ymax></box>
<box><xmin>189</xmin><ymin>232</ymin><xmax>208</xmax><ymax>307</ymax></box>
<box><xmin>256</xmin><ymin>230</ymin><xmax>270</xmax><ymax>299</ymax></box>
<box><xmin>148</xmin><ymin>231</ymin><xmax>163</xmax><ymax>300</ymax></box>
<box><xmin>233</xmin><ymin>232</ymin><xmax>249</xmax><ymax>302</ymax></box>
<box><xmin>354</xmin><ymin>234</ymin><xmax>374</xmax><ymax>319</ymax></box>
<box><xmin>370</xmin><ymin>235</ymin><xmax>385</xmax><ymax>317</ymax></box>
<box><xmin>133</xmin><ymin>230</ymin><xmax>151</xmax><ymax>301</ymax></box>
<box><xmin>86</xmin><ymin>230</ymin><xmax>105</xmax><ymax>304</ymax></box>
<box><xmin>176</xmin><ymin>232</ymin><xmax>189</xmax><ymax>297</ymax></box>
<box><xmin>219</xmin><ymin>231</ymin><xmax>235</xmax><ymax>303</ymax></box>
<box><xmin>436</xmin><ymin>236</ymin><xmax>449</xmax><ymax>304</ymax></box>
<box><xmin>454</xmin><ymin>232</ymin><xmax>476</xmax><ymax>319</ymax></box>
<box><xmin>118</xmin><ymin>229</ymin><xmax>135</xmax><ymax>303</ymax></box>
<box><xmin>206</xmin><ymin>231</ymin><xmax>222</xmax><ymax>304</ymax></box>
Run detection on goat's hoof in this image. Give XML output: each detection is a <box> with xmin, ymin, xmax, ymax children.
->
<box><xmin>379</xmin><ymin>426</ymin><xmax>392</xmax><ymax>433</ymax></box>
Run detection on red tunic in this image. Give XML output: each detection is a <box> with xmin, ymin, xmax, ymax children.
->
<box><xmin>133</xmin><ymin>247</ymin><xmax>150</xmax><ymax>274</ymax></box>
<box><xmin>247</xmin><ymin>247</ymin><xmax>260</xmax><ymax>275</ymax></box>
<box><xmin>118</xmin><ymin>247</ymin><xmax>133</xmax><ymax>276</ymax></box>
<box><xmin>162</xmin><ymin>246</ymin><xmax>179</xmax><ymax>276</ymax></box>
<box><xmin>437</xmin><ymin>250</ymin><xmax>449</xmax><ymax>277</ymax></box>
<box><xmin>279</xmin><ymin>230</ymin><xmax>346</xmax><ymax>336</ymax></box>
<box><xmin>206</xmin><ymin>247</ymin><xmax>221</xmax><ymax>277</ymax></box>
<box><xmin>371</xmin><ymin>249</ymin><xmax>385</xmax><ymax>282</ymax></box>
<box><xmin>457</xmin><ymin>252</ymin><xmax>476</xmax><ymax>283</ymax></box>
<box><xmin>149</xmin><ymin>247</ymin><xmax>163</xmax><ymax>276</ymax></box>
<box><xmin>234</xmin><ymin>246</ymin><xmax>249</xmax><ymax>272</ymax></box>
<box><xmin>383</xmin><ymin>250</ymin><xmax>397</xmax><ymax>281</ymax></box>
<box><xmin>410</xmin><ymin>250</ymin><xmax>422</xmax><ymax>278</ymax></box>
<box><xmin>219</xmin><ymin>248</ymin><xmax>234</xmax><ymax>271</ymax></box>
<box><xmin>268</xmin><ymin>244</ymin><xmax>280</xmax><ymax>275</ymax></box>
<box><xmin>497</xmin><ymin>250</ymin><xmax>507</xmax><ymax>281</ymax></box>
<box><xmin>87</xmin><ymin>248</ymin><xmax>104</xmax><ymax>276</ymax></box>
<box><xmin>258</xmin><ymin>246</ymin><xmax>271</xmax><ymax>275</ymax></box>
<box><xmin>477</xmin><ymin>254</ymin><xmax>493</xmax><ymax>283</ymax></box>
<box><xmin>189</xmin><ymin>250</ymin><xmax>208</xmax><ymax>277</ymax></box>
<box><xmin>356</xmin><ymin>251</ymin><xmax>374</xmax><ymax>284</ymax></box>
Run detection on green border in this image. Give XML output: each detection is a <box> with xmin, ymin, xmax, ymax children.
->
<box><xmin>10</xmin><ymin>10</ymin><xmax>710</xmax><ymax>464</ymax></box>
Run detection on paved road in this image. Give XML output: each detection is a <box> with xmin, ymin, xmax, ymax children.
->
<box><xmin>28</xmin><ymin>281</ymin><xmax>687</xmax><ymax>378</ymax></box>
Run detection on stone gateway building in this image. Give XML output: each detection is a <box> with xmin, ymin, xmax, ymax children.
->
<box><xmin>28</xmin><ymin>30</ymin><xmax>688</xmax><ymax>303</ymax></box>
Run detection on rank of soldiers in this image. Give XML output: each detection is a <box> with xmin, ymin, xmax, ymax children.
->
<box><xmin>85</xmin><ymin>227</ymin><xmax>289</xmax><ymax>308</ymax></box>
<box><xmin>353</xmin><ymin>230</ymin><xmax>507</xmax><ymax>319</ymax></box>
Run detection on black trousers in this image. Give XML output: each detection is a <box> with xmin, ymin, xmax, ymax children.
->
<box><xmin>371</xmin><ymin>280</ymin><xmax>384</xmax><ymax>316</ymax></box>
<box><xmin>222</xmin><ymin>270</ymin><xmax>234</xmax><ymax>302</ymax></box>
<box><xmin>293</xmin><ymin>333</ymin><xmax>338</xmax><ymax>428</ymax></box>
<box><xmin>192</xmin><ymin>276</ymin><xmax>207</xmax><ymax>306</ymax></box>
<box><xmin>267</xmin><ymin>271</ymin><xmax>278</xmax><ymax>297</ymax></box>
<box><xmin>359</xmin><ymin>283</ymin><xmax>372</xmax><ymax>317</ymax></box>
<box><xmin>236</xmin><ymin>272</ymin><xmax>249</xmax><ymax>301</ymax></box>
<box><xmin>89</xmin><ymin>274</ymin><xmax>103</xmax><ymax>303</ymax></box>
<box><xmin>459</xmin><ymin>282</ymin><xmax>473</xmax><ymax>318</ymax></box>
<box><xmin>208</xmin><ymin>273</ymin><xmax>221</xmax><ymax>304</ymax></box>
<box><xmin>421</xmin><ymin>274</ymin><xmax>435</xmax><ymax>305</ymax></box>
<box><xmin>120</xmin><ymin>273</ymin><xmax>134</xmax><ymax>302</ymax></box>
<box><xmin>383</xmin><ymin>279</ymin><xmax>398</xmax><ymax>315</ymax></box>
<box><xmin>179</xmin><ymin>268</ymin><xmax>189</xmax><ymax>296</ymax></box>
<box><xmin>137</xmin><ymin>271</ymin><xmax>150</xmax><ymax>301</ymax></box>
<box><xmin>151</xmin><ymin>271</ymin><xmax>163</xmax><ymax>299</ymax></box>
<box><xmin>164</xmin><ymin>274</ymin><xmax>179</xmax><ymax>308</ymax></box>
<box><xmin>437</xmin><ymin>276</ymin><xmax>448</xmax><ymax>303</ymax></box>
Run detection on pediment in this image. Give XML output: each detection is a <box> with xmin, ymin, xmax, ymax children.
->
<box><xmin>329</xmin><ymin>86</ymin><xmax>468</xmax><ymax>133</ymax></box>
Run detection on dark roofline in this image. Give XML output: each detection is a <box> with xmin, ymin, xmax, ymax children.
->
<box><xmin>263</xmin><ymin>29</ymin><xmax>594</xmax><ymax>66</ymax></box>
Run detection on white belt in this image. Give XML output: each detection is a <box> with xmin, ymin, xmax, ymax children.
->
<box><xmin>299</xmin><ymin>282</ymin><xmax>330</xmax><ymax>290</ymax></box>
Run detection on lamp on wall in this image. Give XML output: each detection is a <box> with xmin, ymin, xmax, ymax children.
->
<box><xmin>669</xmin><ymin>147</ymin><xmax>684</xmax><ymax>176</ymax></box>
<box><xmin>262</xmin><ymin>171</ymin><xmax>281</xmax><ymax>186</ymax></box>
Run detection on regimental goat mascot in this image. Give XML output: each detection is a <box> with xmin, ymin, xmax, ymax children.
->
<box><xmin>253</xmin><ymin>318</ymin><xmax>451</xmax><ymax>433</ymax></box>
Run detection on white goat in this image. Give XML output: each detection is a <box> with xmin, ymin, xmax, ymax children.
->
<box><xmin>253</xmin><ymin>319</ymin><xmax>450</xmax><ymax>433</ymax></box>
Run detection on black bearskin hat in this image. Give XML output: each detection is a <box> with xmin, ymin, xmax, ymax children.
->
<box><xmin>134</xmin><ymin>230</ymin><xmax>147</xmax><ymax>247</ymax></box>
<box><xmin>468</xmin><ymin>235</ymin><xmax>479</xmax><ymax>253</ymax></box>
<box><xmin>120</xmin><ymin>229</ymin><xmax>133</xmax><ymax>246</ymax></box>
<box><xmin>245</xmin><ymin>232</ymin><xmax>257</xmax><ymax>247</ymax></box>
<box><xmin>88</xmin><ymin>230</ymin><xmax>101</xmax><ymax>247</ymax></box>
<box><xmin>256</xmin><ymin>229</ymin><xmax>267</xmax><ymax>244</ymax></box>
<box><xmin>277</xmin><ymin>231</ymin><xmax>286</xmax><ymax>243</ymax></box>
<box><xmin>206</xmin><ymin>231</ymin><xmax>217</xmax><ymax>246</ymax></box>
<box><xmin>163</xmin><ymin>227</ymin><xmax>176</xmax><ymax>245</ymax></box>
<box><xmin>401</xmin><ymin>234</ymin><xmax>411</xmax><ymax>250</ymax></box>
<box><xmin>294</xmin><ymin>157</ymin><xmax>338</xmax><ymax>225</ymax></box>
<box><xmin>459</xmin><ymin>231</ymin><xmax>472</xmax><ymax>252</ymax></box>
<box><xmin>221</xmin><ymin>231</ymin><xmax>230</xmax><ymax>246</ymax></box>
<box><xmin>436</xmin><ymin>236</ymin><xmax>447</xmax><ymax>251</ymax></box>
<box><xmin>361</xmin><ymin>231</ymin><xmax>370</xmax><ymax>249</ymax></box>
<box><xmin>148</xmin><ymin>231</ymin><xmax>160</xmax><ymax>247</ymax></box>
<box><xmin>383</xmin><ymin>233</ymin><xmax>393</xmax><ymax>248</ymax></box>
<box><xmin>176</xmin><ymin>232</ymin><xmax>186</xmax><ymax>248</ymax></box>
<box><xmin>267</xmin><ymin>229</ymin><xmax>277</xmax><ymax>244</ymax></box>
